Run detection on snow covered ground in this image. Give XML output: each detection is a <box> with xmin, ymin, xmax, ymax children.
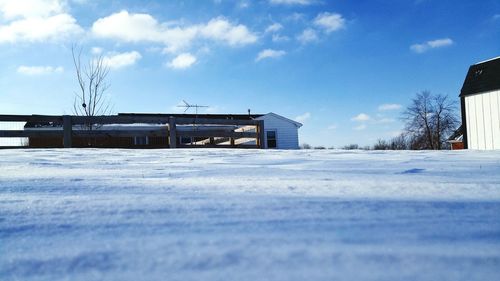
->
<box><xmin>1</xmin><ymin>149</ymin><xmax>500</xmax><ymax>281</ymax></box>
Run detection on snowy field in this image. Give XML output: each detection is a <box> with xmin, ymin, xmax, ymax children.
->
<box><xmin>1</xmin><ymin>149</ymin><xmax>500</xmax><ymax>281</ymax></box>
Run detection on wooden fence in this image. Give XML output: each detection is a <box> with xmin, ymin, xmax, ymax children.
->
<box><xmin>0</xmin><ymin>114</ymin><xmax>265</xmax><ymax>149</ymax></box>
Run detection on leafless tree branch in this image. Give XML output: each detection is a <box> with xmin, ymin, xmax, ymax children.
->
<box><xmin>71</xmin><ymin>45</ymin><xmax>112</xmax><ymax>131</ymax></box>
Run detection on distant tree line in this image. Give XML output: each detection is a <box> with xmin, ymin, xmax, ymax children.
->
<box><xmin>301</xmin><ymin>91</ymin><xmax>459</xmax><ymax>151</ymax></box>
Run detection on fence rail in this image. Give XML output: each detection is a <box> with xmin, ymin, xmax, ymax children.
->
<box><xmin>0</xmin><ymin>114</ymin><xmax>265</xmax><ymax>149</ymax></box>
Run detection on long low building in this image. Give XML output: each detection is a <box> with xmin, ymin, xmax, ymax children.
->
<box><xmin>21</xmin><ymin>112</ymin><xmax>303</xmax><ymax>149</ymax></box>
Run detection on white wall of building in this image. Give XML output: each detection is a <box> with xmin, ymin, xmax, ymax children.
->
<box><xmin>256</xmin><ymin>113</ymin><xmax>301</xmax><ymax>149</ymax></box>
<box><xmin>465</xmin><ymin>90</ymin><xmax>500</xmax><ymax>150</ymax></box>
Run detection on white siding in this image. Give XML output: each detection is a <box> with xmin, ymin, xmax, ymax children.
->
<box><xmin>465</xmin><ymin>90</ymin><xmax>500</xmax><ymax>150</ymax></box>
<box><xmin>256</xmin><ymin>114</ymin><xmax>300</xmax><ymax>149</ymax></box>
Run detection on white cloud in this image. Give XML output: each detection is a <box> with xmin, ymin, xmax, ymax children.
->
<box><xmin>297</xmin><ymin>28</ymin><xmax>318</xmax><ymax>44</ymax></box>
<box><xmin>168</xmin><ymin>53</ymin><xmax>197</xmax><ymax>69</ymax></box>
<box><xmin>91</xmin><ymin>47</ymin><xmax>103</xmax><ymax>55</ymax></box>
<box><xmin>256</xmin><ymin>49</ymin><xmax>286</xmax><ymax>61</ymax></box>
<box><xmin>17</xmin><ymin>65</ymin><xmax>63</xmax><ymax>75</ymax></box>
<box><xmin>238</xmin><ymin>1</ymin><xmax>249</xmax><ymax>9</ymax></box>
<box><xmin>200</xmin><ymin>17</ymin><xmax>258</xmax><ymax>46</ymax></box>
<box><xmin>410</xmin><ymin>38</ymin><xmax>454</xmax><ymax>53</ymax></box>
<box><xmin>287</xmin><ymin>12</ymin><xmax>305</xmax><ymax>21</ymax></box>
<box><xmin>353</xmin><ymin>124</ymin><xmax>366</xmax><ymax>131</ymax></box>
<box><xmin>265</xmin><ymin>23</ymin><xmax>283</xmax><ymax>33</ymax></box>
<box><xmin>92</xmin><ymin>11</ymin><xmax>195</xmax><ymax>53</ymax></box>
<box><xmin>270</xmin><ymin>0</ymin><xmax>312</xmax><ymax>5</ymax></box>
<box><xmin>0</xmin><ymin>0</ymin><xmax>82</xmax><ymax>44</ymax></box>
<box><xmin>272</xmin><ymin>34</ymin><xmax>289</xmax><ymax>42</ymax></box>
<box><xmin>0</xmin><ymin>0</ymin><xmax>65</xmax><ymax>20</ymax></box>
<box><xmin>92</xmin><ymin>11</ymin><xmax>257</xmax><ymax>54</ymax></box>
<box><xmin>0</xmin><ymin>13</ymin><xmax>83</xmax><ymax>43</ymax></box>
<box><xmin>294</xmin><ymin>112</ymin><xmax>311</xmax><ymax>123</ymax></box>
<box><xmin>378</xmin><ymin>103</ymin><xmax>402</xmax><ymax>111</ymax></box>
<box><xmin>351</xmin><ymin>113</ymin><xmax>371</xmax><ymax>122</ymax></box>
<box><xmin>313</xmin><ymin>12</ymin><xmax>345</xmax><ymax>33</ymax></box>
<box><xmin>102</xmin><ymin>51</ymin><xmax>142</xmax><ymax>69</ymax></box>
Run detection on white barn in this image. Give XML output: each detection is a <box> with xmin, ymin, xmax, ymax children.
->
<box><xmin>460</xmin><ymin>56</ymin><xmax>500</xmax><ymax>150</ymax></box>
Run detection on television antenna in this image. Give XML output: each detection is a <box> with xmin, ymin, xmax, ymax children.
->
<box><xmin>177</xmin><ymin>100</ymin><xmax>209</xmax><ymax>115</ymax></box>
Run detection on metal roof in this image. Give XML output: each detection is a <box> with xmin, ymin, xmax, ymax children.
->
<box><xmin>117</xmin><ymin>113</ymin><xmax>264</xmax><ymax>120</ymax></box>
<box><xmin>460</xmin><ymin>56</ymin><xmax>500</xmax><ymax>97</ymax></box>
<box><xmin>24</xmin><ymin>113</ymin><xmax>265</xmax><ymax>128</ymax></box>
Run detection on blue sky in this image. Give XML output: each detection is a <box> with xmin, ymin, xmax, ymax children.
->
<box><xmin>0</xmin><ymin>0</ymin><xmax>498</xmax><ymax>147</ymax></box>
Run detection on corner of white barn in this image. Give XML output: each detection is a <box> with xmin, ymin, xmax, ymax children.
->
<box><xmin>256</xmin><ymin>112</ymin><xmax>303</xmax><ymax>149</ymax></box>
<box><xmin>459</xmin><ymin>56</ymin><xmax>500</xmax><ymax>150</ymax></box>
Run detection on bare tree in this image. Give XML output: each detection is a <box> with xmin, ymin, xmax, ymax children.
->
<box><xmin>402</xmin><ymin>91</ymin><xmax>458</xmax><ymax>150</ymax></box>
<box><xmin>431</xmin><ymin>94</ymin><xmax>459</xmax><ymax>149</ymax></box>
<box><xmin>390</xmin><ymin>133</ymin><xmax>409</xmax><ymax>150</ymax></box>
<box><xmin>72</xmin><ymin>46</ymin><xmax>111</xmax><ymax>130</ymax></box>
<box><xmin>373</xmin><ymin>139</ymin><xmax>390</xmax><ymax>150</ymax></box>
<box><xmin>342</xmin><ymin>144</ymin><xmax>359</xmax><ymax>150</ymax></box>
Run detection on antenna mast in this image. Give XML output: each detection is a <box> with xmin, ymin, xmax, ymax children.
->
<box><xmin>177</xmin><ymin>100</ymin><xmax>209</xmax><ymax>115</ymax></box>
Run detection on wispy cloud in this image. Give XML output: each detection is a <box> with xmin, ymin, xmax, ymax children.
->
<box><xmin>410</xmin><ymin>38</ymin><xmax>454</xmax><ymax>53</ymax></box>
<box><xmin>91</xmin><ymin>47</ymin><xmax>103</xmax><ymax>54</ymax></box>
<box><xmin>238</xmin><ymin>1</ymin><xmax>250</xmax><ymax>9</ymax></box>
<box><xmin>351</xmin><ymin>113</ymin><xmax>371</xmax><ymax>122</ymax></box>
<box><xmin>287</xmin><ymin>12</ymin><xmax>305</xmax><ymax>22</ymax></box>
<box><xmin>272</xmin><ymin>34</ymin><xmax>289</xmax><ymax>42</ymax></box>
<box><xmin>313</xmin><ymin>12</ymin><xmax>345</xmax><ymax>33</ymax></box>
<box><xmin>17</xmin><ymin>65</ymin><xmax>63</xmax><ymax>75</ymax></box>
<box><xmin>378</xmin><ymin>103</ymin><xmax>402</xmax><ymax>111</ymax></box>
<box><xmin>265</xmin><ymin>23</ymin><xmax>283</xmax><ymax>33</ymax></box>
<box><xmin>327</xmin><ymin>124</ymin><xmax>337</xmax><ymax>130</ymax></box>
<box><xmin>297</xmin><ymin>28</ymin><xmax>318</xmax><ymax>44</ymax></box>
<box><xmin>102</xmin><ymin>51</ymin><xmax>142</xmax><ymax>69</ymax></box>
<box><xmin>269</xmin><ymin>0</ymin><xmax>312</xmax><ymax>5</ymax></box>
<box><xmin>256</xmin><ymin>49</ymin><xmax>286</xmax><ymax>61</ymax></box>
<box><xmin>295</xmin><ymin>112</ymin><xmax>311</xmax><ymax>123</ymax></box>
<box><xmin>353</xmin><ymin>124</ymin><xmax>366</xmax><ymax>131</ymax></box>
<box><xmin>376</xmin><ymin>118</ymin><xmax>395</xmax><ymax>124</ymax></box>
<box><xmin>168</xmin><ymin>53</ymin><xmax>197</xmax><ymax>69</ymax></box>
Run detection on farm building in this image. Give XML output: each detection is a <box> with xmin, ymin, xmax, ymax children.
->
<box><xmin>451</xmin><ymin>56</ymin><xmax>500</xmax><ymax>150</ymax></box>
<box><xmin>17</xmin><ymin>112</ymin><xmax>302</xmax><ymax>149</ymax></box>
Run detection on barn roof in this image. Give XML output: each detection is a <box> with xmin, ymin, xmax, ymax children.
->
<box><xmin>460</xmin><ymin>56</ymin><xmax>500</xmax><ymax>97</ymax></box>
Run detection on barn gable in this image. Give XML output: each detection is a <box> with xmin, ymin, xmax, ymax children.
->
<box><xmin>460</xmin><ymin>56</ymin><xmax>500</xmax><ymax>97</ymax></box>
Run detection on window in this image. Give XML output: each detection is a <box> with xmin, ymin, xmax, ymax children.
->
<box><xmin>266</xmin><ymin>130</ymin><xmax>277</xmax><ymax>148</ymax></box>
<box><xmin>134</xmin><ymin>136</ymin><xmax>149</xmax><ymax>146</ymax></box>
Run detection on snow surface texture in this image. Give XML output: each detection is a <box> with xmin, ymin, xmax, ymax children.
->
<box><xmin>1</xmin><ymin>149</ymin><xmax>500</xmax><ymax>281</ymax></box>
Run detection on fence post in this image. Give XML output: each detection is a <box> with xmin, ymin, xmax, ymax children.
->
<box><xmin>258</xmin><ymin>120</ymin><xmax>265</xmax><ymax>149</ymax></box>
<box><xmin>63</xmin><ymin>115</ymin><xmax>72</xmax><ymax>148</ymax></box>
<box><xmin>169</xmin><ymin>117</ymin><xmax>177</xmax><ymax>148</ymax></box>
